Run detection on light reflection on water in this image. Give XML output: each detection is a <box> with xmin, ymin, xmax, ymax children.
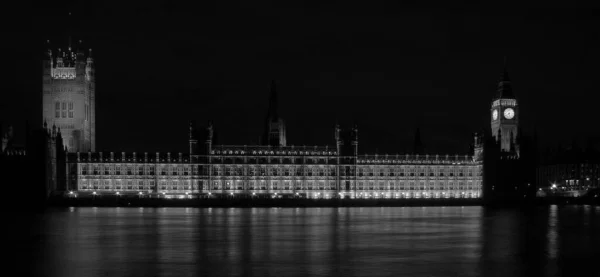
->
<box><xmin>5</xmin><ymin>206</ymin><xmax>600</xmax><ymax>277</ymax></box>
<box><xmin>547</xmin><ymin>205</ymin><xmax>559</xmax><ymax>259</ymax></box>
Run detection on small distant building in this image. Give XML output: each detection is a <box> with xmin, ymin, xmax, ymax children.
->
<box><xmin>536</xmin><ymin>144</ymin><xmax>600</xmax><ymax>197</ymax></box>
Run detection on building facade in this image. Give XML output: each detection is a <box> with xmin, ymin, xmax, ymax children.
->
<box><xmin>42</xmin><ymin>40</ymin><xmax>96</xmax><ymax>153</ymax></box>
<box><xmin>536</xmin><ymin>145</ymin><xmax>600</xmax><ymax>197</ymax></box>
<box><xmin>66</xmin><ymin>143</ymin><xmax>483</xmax><ymax>199</ymax></box>
<box><xmin>65</xmin><ymin>81</ymin><xmax>484</xmax><ymax>199</ymax></box>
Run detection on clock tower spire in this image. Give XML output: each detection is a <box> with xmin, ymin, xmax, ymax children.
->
<box><xmin>490</xmin><ymin>60</ymin><xmax>519</xmax><ymax>154</ymax></box>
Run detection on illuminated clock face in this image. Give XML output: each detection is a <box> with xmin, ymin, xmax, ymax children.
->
<box><xmin>492</xmin><ymin>110</ymin><xmax>498</xmax><ymax>120</ymax></box>
<box><xmin>504</xmin><ymin>108</ymin><xmax>515</xmax><ymax>119</ymax></box>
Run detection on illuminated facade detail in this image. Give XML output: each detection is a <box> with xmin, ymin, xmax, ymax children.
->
<box><xmin>42</xmin><ymin>40</ymin><xmax>95</xmax><ymax>152</ymax></box>
<box><xmin>66</xmin><ymin>150</ymin><xmax>482</xmax><ymax>198</ymax></box>
<box><xmin>503</xmin><ymin>108</ymin><xmax>515</xmax><ymax>119</ymax></box>
<box><xmin>65</xmin><ymin>82</ymin><xmax>483</xmax><ymax>199</ymax></box>
<box><xmin>490</xmin><ymin>66</ymin><xmax>519</xmax><ymax>154</ymax></box>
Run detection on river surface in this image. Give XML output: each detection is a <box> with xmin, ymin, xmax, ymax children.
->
<box><xmin>4</xmin><ymin>206</ymin><xmax>599</xmax><ymax>277</ymax></box>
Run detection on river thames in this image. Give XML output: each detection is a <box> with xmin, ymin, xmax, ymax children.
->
<box><xmin>4</xmin><ymin>206</ymin><xmax>599</xmax><ymax>277</ymax></box>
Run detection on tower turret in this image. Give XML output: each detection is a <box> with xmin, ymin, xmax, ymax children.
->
<box><xmin>473</xmin><ymin>132</ymin><xmax>484</xmax><ymax>162</ymax></box>
<box><xmin>351</xmin><ymin>123</ymin><xmax>359</xmax><ymax>156</ymax></box>
<box><xmin>334</xmin><ymin>123</ymin><xmax>342</xmax><ymax>154</ymax></box>
<box><xmin>189</xmin><ymin>121</ymin><xmax>198</xmax><ymax>157</ymax></box>
<box><xmin>206</xmin><ymin>121</ymin><xmax>214</xmax><ymax>155</ymax></box>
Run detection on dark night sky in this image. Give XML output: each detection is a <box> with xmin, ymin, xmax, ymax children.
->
<box><xmin>3</xmin><ymin>2</ymin><xmax>600</xmax><ymax>154</ymax></box>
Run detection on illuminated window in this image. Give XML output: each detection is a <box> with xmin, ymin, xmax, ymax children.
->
<box><xmin>68</xmin><ymin>102</ymin><xmax>74</xmax><ymax>118</ymax></box>
<box><xmin>62</xmin><ymin>102</ymin><xmax>67</xmax><ymax>118</ymax></box>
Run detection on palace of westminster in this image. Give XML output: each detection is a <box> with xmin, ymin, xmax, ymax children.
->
<box><xmin>2</xmin><ymin>40</ymin><xmax>542</xmax><ymax>203</ymax></box>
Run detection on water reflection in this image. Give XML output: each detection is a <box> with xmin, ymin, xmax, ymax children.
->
<box><xmin>9</xmin><ymin>206</ymin><xmax>600</xmax><ymax>277</ymax></box>
<box><xmin>548</xmin><ymin>205</ymin><xmax>559</xmax><ymax>259</ymax></box>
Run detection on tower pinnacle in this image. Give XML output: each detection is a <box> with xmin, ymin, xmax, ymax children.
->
<box><xmin>496</xmin><ymin>57</ymin><xmax>514</xmax><ymax>99</ymax></box>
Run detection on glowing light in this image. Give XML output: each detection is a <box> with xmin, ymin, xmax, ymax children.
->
<box><xmin>252</xmin><ymin>192</ymin><xmax>256</xmax><ymax>196</ymax></box>
<box><xmin>92</xmin><ymin>191</ymin><xmax>96</xmax><ymax>195</ymax></box>
<box><xmin>116</xmin><ymin>192</ymin><xmax>120</xmax><ymax>195</ymax></box>
<box><xmin>139</xmin><ymin>192</ymin><xmax>142</xmax><ymax>195</ymax></box>
<box><xmin>552</xmin><ymin>184</ymin><xmax>557</xmax><ymax>189</ymax></box>
<box><xmin>69</xmin><ymin>191</ymin><xmax>73</xmax><ymax>194</ymax></box>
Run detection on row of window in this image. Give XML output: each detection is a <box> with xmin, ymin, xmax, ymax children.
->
<box><xmin>80</xmin><ymin>165</ymin><xmax>480</xmax><ymax>177</ymax></box>
<box><xmin>55</xmin><ymin>101</ymin><xmax>74</xmax><ymax>118</ymax></box>
<box><xmin>79</xmin><ymin>180</ymin><xmax>481</xmax><ymax>190</ymax></box>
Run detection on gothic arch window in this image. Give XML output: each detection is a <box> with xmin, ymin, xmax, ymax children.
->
<box><xmin>55</xmin><ymin>102</ymin><xmax>60</xmax><ymax>118</ymax></box>
<box><xmin>61</xmin><ymin>102</ymin><xmax>67</xmax><ymax>118</ymax></box>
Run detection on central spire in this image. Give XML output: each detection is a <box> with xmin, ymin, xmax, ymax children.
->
<box><xmin>267</xmin><ymin>80</ymin><xmax>279</xmax><ymax>121</ymax></box>
<box><xmin>262</xmin><ymin>80</ymin><xmax>286</xmax><ymax>147</ymax></box>
<box><xmin>413</xmin><ymin>127</ymin><xmax>424</xmax><ymax>155</ymax></box>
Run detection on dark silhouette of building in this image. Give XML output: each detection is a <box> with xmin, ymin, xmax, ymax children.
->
<box><xmin>536</xmin><ymin>140</ymin><xmax>600</xmax><ymax>197</ymax></box>
<box><xmin>0</xmin><ymin>122</ymin><xmax>67</xmax><ymax>207</ymax></box>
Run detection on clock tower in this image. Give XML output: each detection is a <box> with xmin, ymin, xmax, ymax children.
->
<box><xmin>490</xmin><ymin>66</ymin><xmax>518</xmax><ymax>153</ymax></box>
